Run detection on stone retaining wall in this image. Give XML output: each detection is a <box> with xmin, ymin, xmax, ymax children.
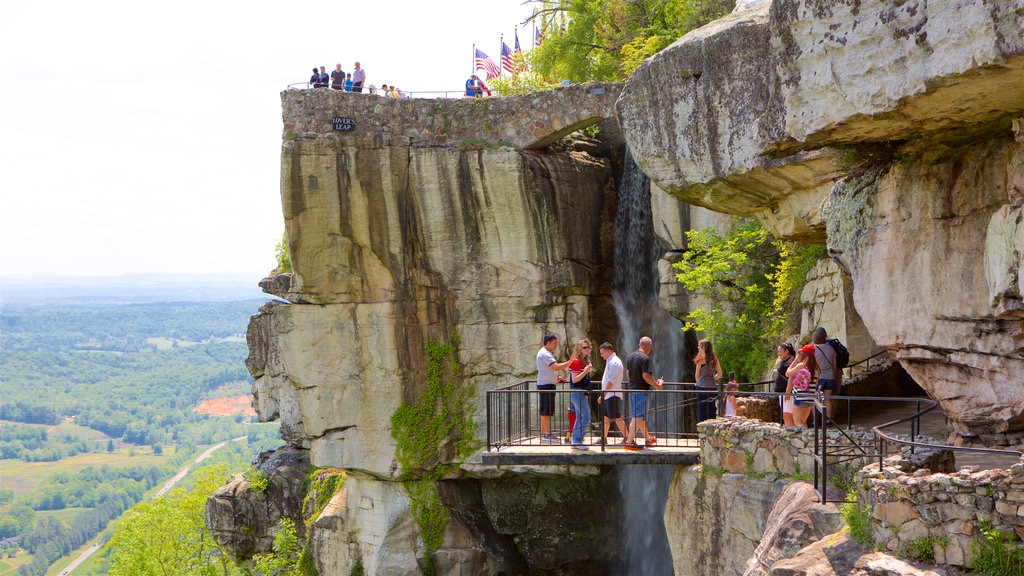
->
<box><xmin>856</xmin><ymin>458</ymin><xmax>1024</xmax><ymax>567</ymax></box>
<box><xmin>281</xmin><ymin>82</ymin><xmax>623</xmax><ymax>150</ymax></box>
<box><xmin>700</xmin><ymin>418</ymin><xmax>1024</xmax><ymax>569</ymax></box>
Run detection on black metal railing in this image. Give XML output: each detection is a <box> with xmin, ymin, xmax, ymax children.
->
<box><xmin>809</xmin><ymin>394</ymin><xmax>1024</xmax><ymax>503</ymax></box>
<box><xmin>487</xmin><ymin>381</ymin><xmax>732</xmax><ymax>451</ymax></box>
<box><xmin>485</xmin><ymin>379</ymin><xmax>782</xmax><ymax>452</ymax></box>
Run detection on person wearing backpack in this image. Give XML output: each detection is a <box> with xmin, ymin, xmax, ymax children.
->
<box><xmin>811</xmin><ymin>327</ymin><xmax>839</xmax><ymax>420</ymax></box>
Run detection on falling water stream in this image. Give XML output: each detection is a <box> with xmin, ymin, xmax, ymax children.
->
<box><xmin>612</xmin><ymin>150</ymin><xmax>684</xmax><ymax>574</ymax></box>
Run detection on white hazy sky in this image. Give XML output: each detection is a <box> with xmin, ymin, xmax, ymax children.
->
<box><xmin>0</xmin><ymin>0</ymin><xmax>536</xmax><ymax>279</ymax></box>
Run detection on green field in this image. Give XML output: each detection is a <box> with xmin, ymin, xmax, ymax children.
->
<box><xmin>1</xmin><ymin>449</ymin><xmax>173</xmax><ymax>498</ymax></box>
<box><xmin>0</xmin><ymin>551</ymin><xmax>32</xmax><ymax>575</ymax></box>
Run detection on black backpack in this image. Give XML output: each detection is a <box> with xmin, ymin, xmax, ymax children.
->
<box><xmin>826</xmin><ymin>338</ymin><xmax>850</xmax><ymax>370</ymax></box>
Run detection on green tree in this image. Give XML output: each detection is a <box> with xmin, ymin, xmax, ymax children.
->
<box><xmin>274</xmin><ymin>231</ymin><xmax>292</xmax><ymax>274</ymax></box>
<box><xmin>522</xmin><ymin>0</ymin><xmax>734</xmax><ymax>82</ymax></box>
<box><xmin>674</xmin><ymin>219</ymin><xmax>824</xmax><ymax>381</ymax></box>
<box><xmin>104</xmin><ymin>464</ymin><xmax>238</xmax><ymax>576</ymax></box>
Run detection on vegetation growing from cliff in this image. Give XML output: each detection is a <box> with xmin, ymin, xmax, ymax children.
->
<box><xmin>972</xmin><ymin>519</ymin><xmax>1024</xmax><ymax>576</ymax></box>
<box><xmin>274</xmin><ymin>231</ymin><xmax>292</xmax><ymax>274</ymax></box>
<box><xmin>390</xmin><ymin>333</ymin><xmax>476</xmax><ymax>575</ymax></box>
<box><xmin>674</xmin><ymin>219</ymin><xmax>825</xmax><ymax>381</ymax></box>
<box><xmin>840</xmin><ymin>490</ymin><xmax>874</xmax><ymax>548</ymax></box>
<box><xmin>105</xmin><ymin>464</ymin><xmax>238</xmax><ymax>576</ymax></box>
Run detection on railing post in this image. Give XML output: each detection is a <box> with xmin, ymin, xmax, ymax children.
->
<box><xmin>486</xmin><ymin>391</ymin><xmax>492</xmax><ymax>451</ymax></box>
<box><xmin>820</xmin><ymin>397</ymin><xmax>829</xmax><ymax>504</ymax></box>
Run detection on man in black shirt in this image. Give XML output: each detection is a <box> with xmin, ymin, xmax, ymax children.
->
<box><xmin>623</xmin><ymin>336</ymin><xmax>663</xmax><ymax>450</ymax></box>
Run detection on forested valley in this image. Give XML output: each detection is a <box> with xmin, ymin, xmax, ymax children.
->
<box><xmin>0</xmin><ymin>283</ymin><xmax>282</xmax><ymax>576</ymax></box>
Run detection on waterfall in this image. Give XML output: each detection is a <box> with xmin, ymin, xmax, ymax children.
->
<box><xmin>612</xmin><ymin>149</ymin><xmax>683</xmax><ymax>574</ymax></box>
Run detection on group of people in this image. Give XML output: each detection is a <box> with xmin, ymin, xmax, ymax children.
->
<box><xmin>773</xmin><ymin>327</ymin><xmax>841</xmax><ymax>428</ymax></box>
<box><xmin>310</xmin><ymin>62</ymin><xmax>367</xmax><ymax>92</ymax></box>
<box><xmin>536</xmin><ymin>334</ymin><xmax>663</xmax><ymax>451</ymax></box>
<box><xmin>533</xmin><ymin>326</ymin><xmax>842</xmax><ymax>450</ymax></box>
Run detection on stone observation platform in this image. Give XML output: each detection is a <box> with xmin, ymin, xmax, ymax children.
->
<box><xmin>480</xmin><ymin>439</ymin><xmax>701</xmax><ymax>466</ymax></box>
<box><xmin>281</xmin><ymin>81</ymin><xmax>623</xmax><ymax>149</ymax></box>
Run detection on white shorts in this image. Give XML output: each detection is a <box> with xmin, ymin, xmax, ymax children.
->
<box><xmin>782</xmin><ymin>396</ymin><xmax>794</xmax><ymax>414</ymax></box>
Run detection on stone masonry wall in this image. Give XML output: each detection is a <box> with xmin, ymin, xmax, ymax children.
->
<box><xmin>281</xmin><ymin>82</ymin><xmax>622</xmax><ymax>150</ymax></box>
<box><xmin>857</xmin><ymin>458</ymin><xmax>1024</xmax><ymax>567</ymax></box>
<box><xmin>699</xmin><ymin>418</ymin><xmax>1024</xmax><ymax>569</ymax></box>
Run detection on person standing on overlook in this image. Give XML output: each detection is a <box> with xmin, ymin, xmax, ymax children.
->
<box><xmin>309</xmin><ymin>67</ymin><xmax>320</xmax><ymax>88</ymax></box>
<box><xmin>314</xmin><ymin>66</ymin><xmax>329</xmax><ymax>88</ymax></box>
<box><xmin>536</xmin><ymin>334</ymin><xmax>571</xmax><ymax>445</ymax></box>
<box><xmin>774</xmin><ymin>342</ymin><xmax>796</xmax><ymax>425</ymax></box>
<box><xmin>597</xmin><ymin>342</ymin><xmax>628</xmax><ymax>444</ymax></box>
<box><xmin>465</xmin><ymin>74</ymin><xmax>482</xmax><ymax>97</ymax></box>
<box><xmin>352</xmin><ymin>61</ymin><xmax>366</xmax><ymax>93</ymax></box>
<box><xmin>786</xmin><ymin>346</ymin><xmax>817</xmax><ymax>428</ymax></box>
<box><xmin>811</xmin><ymin>327</ymin><xmax>839</xmax><ymax>421</ymax></box>
<box><xmin>344</xmin><ymin>73</ymin><xmax>353</xmax><ymax>92</ymax></box>
<box><xmin>623</xmin><ymin>336</ymin><xmax>663</xmax><ymax>451</ymax></box>
<box><xmin>330</xmin><ymin>63</ymin><xmax>346</xmax><ymax>90</ymax></box>
<box><xmin>694</xmin><ymin>339</ymin><xmax>723</xmax><ymax>423</ymax></box>
<box><xmin>567</xmin><ymin>339</ymin><xmax>594</xmax><ymax>450</ymax></box>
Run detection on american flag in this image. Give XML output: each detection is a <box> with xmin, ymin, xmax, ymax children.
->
<box><xmin>500</xmin><ymin>42</ymin><xmax>515</xmax><ymax>75</ymax></box>
<box><xmin>475</xmin><ymin>49</ymin><xmax>500</xmax><ymax>80</ymax></box>
<box><xmin>535</xmin><ymin>28</ymin><xmax>542</xmax><ymax>47</ymax></box>
<box><xmin>515</xmin><ymin>30</ymin><xmax>522</xmax><ymax>54</ymax></box>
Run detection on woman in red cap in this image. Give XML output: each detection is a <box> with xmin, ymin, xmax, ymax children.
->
<box><xmin>785</xmin><ymin>346</ymin><xmax>818</xmax><ymax>427</ymax></box>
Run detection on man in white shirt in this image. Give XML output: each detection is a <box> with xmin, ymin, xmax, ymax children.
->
<box><xmin>536</xmin><ymin>333</ymin><xmax>571</xmax><ymax>444</ymax></box>
<box><xmin>597</xmin><ymin>342</ymin><xmax>628</xmax><ymax>443</ymax></box>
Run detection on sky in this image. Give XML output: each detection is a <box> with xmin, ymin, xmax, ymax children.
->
<box><xmin>0</xmin><ymin>0</ymin><xmax>537</xmax><ymax>280</ymax></box>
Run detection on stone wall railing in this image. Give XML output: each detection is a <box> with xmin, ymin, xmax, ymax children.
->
<box><xmin>281</xmin><ymin>81</ymin><xmax>623</xmax><ymax>150</ymax></box>
<box><xmin>698</xmin><ymin>417</ymin><xmax>876</xmax><ymax>479</ymax></box>
<box><xmin>856</xmin><ymin>458</ymin><xmax>1024</xmax><ymax>567</ymax></box>
<box><xmin>699</xmin><ymin>418</ymin><xmax>1024</xmax><ymax>569</ymax></box>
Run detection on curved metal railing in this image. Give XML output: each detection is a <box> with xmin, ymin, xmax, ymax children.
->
<box><xmin>810</xmin><ymin>394</ymin><xmax>1023</xmax><ymax>503</ymax></box>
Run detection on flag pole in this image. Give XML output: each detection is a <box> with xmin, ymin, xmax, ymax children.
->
<box><xmin>499</xmin><ymin>34</ymin><xmax>503</xmax><ymax>77</ymax></box>
<box><xmin>472</xmin><ymin>43</ymin><xmax>475</xmax><ymax>75</ymax></box>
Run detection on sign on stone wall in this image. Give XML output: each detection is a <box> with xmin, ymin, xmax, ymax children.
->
<box><xmin>332</xmin><ymin>117</ymin><xmax>356</xmax><ymax>131</ymax></box>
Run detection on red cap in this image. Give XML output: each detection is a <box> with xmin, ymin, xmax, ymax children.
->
<box><xmin>799</xmin><ymin>344</ymin><xmax>816</xmax><ymax>355</ymax></box>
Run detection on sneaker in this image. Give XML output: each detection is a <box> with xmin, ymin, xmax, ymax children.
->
<box><xmin>539</xmin><ymin>435</ymin><xmax>559</xmax><ymax>445</ymax></box>
<box><xmin>623</xmin><ymin>442</ymin><xmax>643</xmax><ymax>451</ymax></box>
<box><xmin>647</xmin><ymin>435</ymin><xmax>657</xmax><ymax>446</ymax></box>
<box><xmin>571</xmin><ymin>444</ymin><xmax>589</xmax><ymax>451</ymax></box>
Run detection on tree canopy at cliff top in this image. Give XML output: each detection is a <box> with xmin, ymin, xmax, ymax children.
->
<box><xmin>504</xmin><ymin>0</ymin><xmax>733</xmax><ymax>90</ymax></box>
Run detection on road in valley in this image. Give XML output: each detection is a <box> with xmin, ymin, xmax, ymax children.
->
<box><xmin>59</xmin><ymin>436</ymin><xmax>247</xmax><ymax>575</ymax></box>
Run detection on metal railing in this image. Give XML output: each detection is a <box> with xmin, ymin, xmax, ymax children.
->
<box><xmin>809</xmin><ymin>394</ymin><xmax>1024</xmax><ymax>503</ymax></box>
<box><xmin>486</xmin><ymin>380</ymin><xmax>773</xmax><ymax>451</ymax></box>
<box><xmin>284</xmin><ymin>82</ymin><xmax>470</xmax><ymax>99</ymax></box>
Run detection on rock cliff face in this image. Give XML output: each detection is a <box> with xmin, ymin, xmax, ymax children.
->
<box><xmin>618</xmin><ymin>0</ymin><xmax>1024</xmax><ymax>439</ymax></box>
<box><xmin>208</xmin><ymin>1</ymin><xmax>1024</xmax><ymax>574</ymax></box>
<box><xmin>223</xmin><ymin>86</ymin><xmax>637</xmax><ymax>574</ymax></box>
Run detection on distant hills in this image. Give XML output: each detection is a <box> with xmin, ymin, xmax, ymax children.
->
<box><xmin>0</xmin><ymin>273</ymin><xmax>274</xmax><ymax>305</ymax></box>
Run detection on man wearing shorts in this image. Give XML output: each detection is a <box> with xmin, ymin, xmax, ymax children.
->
<box><xmin>536</xmin><ymin>334</ymin><xmax>571</xmax><ymax>444</ymax></box>
<box><xmin>623</xmin><ymin>336</ymin><xmax>663</xmax><ymax>450</ymax></box>
<box><xmin>597</xmin><ymin>342</ymin><xmax>628</xmax><ymax>444</ymax></box>
<box><xmin>812</xmin><ymin>327</ymin><xmax>839</xmax><ymax>420</ymax></box>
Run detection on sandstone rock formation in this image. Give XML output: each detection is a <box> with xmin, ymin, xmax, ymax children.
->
<box><xmin>233</xmin><ymin>86</ymin><xmax>635</xmax><ymax>573</ymax></box>
<box><xmin>211</xmin><ymin>1</ymin><xmax>1024</xmax><ymax>574</ymax></box>
<box><xmin>618</xmin><ymin>0</ymin><xmax>1024</xmax><ymax>439</ymax></box>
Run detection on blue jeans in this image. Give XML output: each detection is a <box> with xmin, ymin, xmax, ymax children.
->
<box><xmin>696</xmin><ymin>387</ymin><xmax>717</xmax><ymax>422</ymax></box>
<box><xmin>570</xmin><ymin>390</ymin><xmax>591</xmax><ymax>445</ymax></box>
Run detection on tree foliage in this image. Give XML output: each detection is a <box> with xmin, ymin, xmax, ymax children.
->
<box><xmin>105</xmin><ymin>464</ymin><xmax>238</xmax><ymax>576</ymax></box>
<box><xmin>522</xmin><ymin>0</ymin><xmax>735</xmax><ymax>83</ymax></box>
<box><xmin>274</xmin><ymin>231</ymin><xmax>292</xmax><ymax>274</ymax></box>
<box><xmin>674</xmin><ymin>219</ymin><xmax>824</xmax><ymax>381</ymax></box>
